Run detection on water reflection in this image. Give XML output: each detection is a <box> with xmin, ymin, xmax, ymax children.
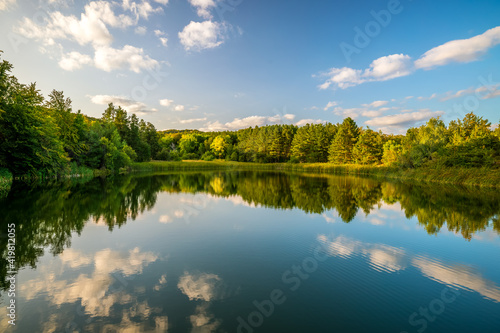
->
<box><xmin>0</xmin><ymin>171</ymin><xmax>499</xmax><ymax>332</ymax></box>
<box><xmin>318</xmin><ymin>233</ymin><xmax>500</xmax><ymax>303</ymax></box>
<box><xmin>1</xmin><ymin>171</ymin><xmax>499</xmax><ymax>293</ymax></box>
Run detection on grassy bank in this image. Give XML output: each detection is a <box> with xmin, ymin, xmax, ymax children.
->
<box><xmin>131</xmin><ymin>160</ymin><xmax>500</xmax><ymax>187</ymax></box>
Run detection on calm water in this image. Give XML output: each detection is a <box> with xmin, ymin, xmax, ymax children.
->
<box><xmin>1</xmin><ymin>171</ymin><xmax>500</xmax><ymax>333</ymax></box>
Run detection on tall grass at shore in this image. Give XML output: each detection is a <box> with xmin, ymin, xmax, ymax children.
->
<box><xmin>131</xmin><ymin>160</ymin><xmax>500</xmax><ymax>187</ymax></box>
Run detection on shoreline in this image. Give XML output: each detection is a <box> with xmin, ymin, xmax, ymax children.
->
<box><xmin>130</xmin><ymin>161</ymin><xmax>500</xmax><ymax>188</ymax></box>
<box><xmin>1</xmin><ymin>161</ymin><xmax>499</xmax><ymax>195</ymax></box>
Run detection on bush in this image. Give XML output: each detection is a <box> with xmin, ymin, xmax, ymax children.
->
<box><xmin>156</xmin><ymin>148</ymin><xmax>171</xmax><ymax>161</ymax></box>
<box><xmin>201</xmin><ymin>151</ymin><xmax>215</xmax><ymax>161</ymax></box>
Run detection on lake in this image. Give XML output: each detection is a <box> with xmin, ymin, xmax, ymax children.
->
<box><xmin>1</xmin><ymin>171</ymin><xmax>499</xmax><ymax>332</ymax></box>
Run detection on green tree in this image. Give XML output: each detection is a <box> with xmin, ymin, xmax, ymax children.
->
<box><xmin>353</xmin><ymin>128</ymin><xmax>383</xmax><ymax>165</ymax></box>
<box><xmin>328</xmin><ymin>117</ymin><xmax>359</xmax><ymax>164</ymax></box>
<box><xmin>0</xmin><ymin>58</ymin><xmax>68</xmax><ymax>176</ymax></box>
<box><xmin>211</xmin><ymin>135</ymin><xmax>229</xmax><ymax>158</ymax></box>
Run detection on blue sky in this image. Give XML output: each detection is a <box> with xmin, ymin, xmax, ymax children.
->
<box><xmin>1</xmin><ymin>0</ymin><xmax>499</xmax><ymax>133</ymax></box>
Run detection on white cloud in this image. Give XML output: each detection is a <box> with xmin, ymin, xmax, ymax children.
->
<box><xmin>180</xmin><ymin>117</ymin><xmax>207</xmax><ymax>124</ymax></box>
<box><xmin>58</xmin><ymin>51</ymin><xmax>92</xmax><ymax>71</ymax></box>
<box><xmin>361</xmin><ymin>110</ymin><xmax>383</xmax><ymax>117</ymax></box>
<box><xmin>415</xmin><ymin>26</ymin><xmax>500</xmax><ymax>69</ymax></box>
<box><xmin>318</xmin><ymin>54</ymin><xmax>412</xmax><ymax>89</ymax></box>
<box><xmin>323</xmin><ymin>101</ymin><xmax>338</xmax><ymax>111</ymax></box>
<box><xmin>89</xmin><ymin>94</ymin><xmax>155</xmax><ymax>115</ymax></box>
<box><xmin>364</xmin><ymin>54</ymin><xmax>412</xmax><ymax>81</ymax></box>
<box><xmin>188</xmin><ymin>0</ymin><xmax>216</xmax><ymax>19</ymax></box>
<box><xmin>160</xmin><ymin>99</ymin><xmax>174</xmax><ymax>107</ymax></box>
<box><xmin>94</xmin><ymin>45</ymin><xmax>158</xmax><ymax>73</ymax></box>
<box><xmin>159</xmin><ymin>37</ymin><xmax>168</xmax><ymax>47</ymax></box>
<box><xmin>154</xmin><ymin>0</ymin><xmax>169</xmax><ymax>4</ymax></box>
<box><xmin>362</xmin><ymin>100</ymin><xmax>388</xmax><ymax>108</ymax></box>
<box><xmin>295</xmin><ymin>119</ymin><xmax>327</xmax><ymax>127</ymax></box>
<box><xmin>122</xmin><ymin>0</ymin><xmax>163</xmax><ymax>19</ymax></box>
<box><xmin>134</xmin><ymin>26</ymin><xmax>147</xmax><ymax>34</ymax></box>
<box><xmin>440</xmin><ymin>84</ymin><xmax>500</xmax><ymax>101</ymax></box>
<box><xmin>15</xmin><ymin>2</ymin><xmax>137</xmax><ymax>47</ymax></box>
<box><xmin>0</xmin><ymin>0</ymin><xmax>16</xmax><ymax>11</ymax></box>
<box><xmin>179</xmin><ymin>20</ymin><xmax>226</xmax><ymax>51</ymax></box>
<box><xmin>317</xmin><ymin>26</ymin><xmax>500</xmax><ymax>90</ymax></box>
<box><xmin>484</xmin><ymin>88</ymin><xmax>500</xmax><ymax>99</ymax></box>
<box><xmin>199</xmin><ymin>114</ymin><xmax>297</xmax><ymax>131</ymax></box>
<box><xmin>364</xmin><ymin>110</ymin><xmax>445</xmax><ymax>132</ymax></box>
<box><xmin>174</xmin><ymin>105</ymin><xmax>185</xmax><ymax>112</ymax></box>
<box><xmin>15</xmin><ymin>1</ymin><xmax>161</xmax><ymax>73</ymax></box>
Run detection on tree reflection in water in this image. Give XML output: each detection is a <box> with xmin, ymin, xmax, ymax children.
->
<box><xmin>1</xmin><ymin>171</ymin><xmax>499</xmax><ymax>291</ymax></box>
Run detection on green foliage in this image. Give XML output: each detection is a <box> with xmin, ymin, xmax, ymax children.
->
<box><xmin>201</xmin><ymin>151</ymin><xmax>216</xmax><ymax>161</ymax></box>
<box><xmin>328</xmin><ymin>117</ymin><xmax>359</xmax><ymax>164</ymax></box>
<box><xmin>0</xmin><ymin>56</ymin><xmax>157</xmax><ymax>177</ymax></box>
<box><xmin>352</xmin><ymin>128</ymin><xmax>383</xmax><ymax>165</ymax></box>
<box><xmin>382</xmin><ymin>140</ymin><xmax>402</xmax><ymax>165</ymax></box>
<box><xmin>211</xmin><ymin>135</ymin><xmax>230</xmax><ymax>158</ymax></box>
<box><xmin>0</xmin><ymin>55</ymin><xmax>498</xmax><ymax>183</ymax></box>
<box><xmin>291</xmin><ymin>123</ymin><xmax>337</xmax><ymax>163</ymax></box>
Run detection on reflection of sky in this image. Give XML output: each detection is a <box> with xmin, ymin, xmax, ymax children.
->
<box><xmin>318</xmin><ymin>233</ymin><xmax>500</xmax><ymax>303</ymax></box>
<box><xmin>1</xmin><ymin>190</ymin><xmax>499</xmax><ymax>332</ymax></box>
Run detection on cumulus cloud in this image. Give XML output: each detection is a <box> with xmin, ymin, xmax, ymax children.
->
<box><xmin>15</xmin><ymin>1</ymin><xmax>136</xmax><ymax>47</ymax></box>
<box><xmin>179</xmin><ymin>21</ymin><xmax>226</xmax><ymax>51</ymax></box>
<box><xmin>154</xmin><ymin>29</ymin><xmax>169</xmax><ymax>47</ymax></box>
<box><xmin>159</xmin><ymin>99</ymin><xmax>174</xmax><ymax>107</ymax></box>
<box><xmin>364</xmin><ymin>110</ymin><xmax>445</xmax><ymax>132</ymax></box>
<box><xmin>89</xmin><ymin>94</ymin><xmax>155</xmax><ymax>115</ymax></box>
<box><xmin>188</xmin><ymin>0</ymin><xmax>217</xmax><ymax>19</ymax></box>
<box><xmin>317</xmin><ymin>26</ymin><xmax>500</xmax><ymax>90</ymax></box>
<box><xmin>415</xmin><ymin>26</ymin><xmax>500</xmax><ymax>69</ymax></box>
<box><xmin>122</xmin><ymin>0</ymin><xmax>163</xmax><ymax>19</ymax></box>
<box><xmin>199</xmin><ymin>114</ymin><xmax>296</xmax><ymax>131</ymax></box>
<box><xmin>94</xmin><ymin>45</ymin><xmax>158</xmax><ymax>73</ymax></box>
<box><xmin>58</xmin><ymin>51</ymin><xmax>92</xmax><ymax>71</ymax></box>
<box><xmin>323</xmin><ymin>101</ymin><xmax>338</xmax><ymax>111</ymax></box>
<box><xmin>15</xmin><ymin>1</ymin><xmax>161</xmax><ymax>73</ymax></box>
<box><xmin>295</xmin><ymin>119</ymin><xmax>327</xmax><ymax>127</ymax></box>
<box><xmin>174</xmin><ymin>105</ymin><xmax>185</xmax><ymax>112</ymax></box>
<box><xmin>0</xmin><ymin>0</ymin><xmax>16</xmax><ymax>11</ymax></box>
<box><xmin>318</xmin><ymin>54</ymin><xmax>412</xmax><ymax>89</ymax></box>
<box><xmin>134</xmin><ymin>25</ymin><xmax>147</xmax><ymax>35</ymax></box>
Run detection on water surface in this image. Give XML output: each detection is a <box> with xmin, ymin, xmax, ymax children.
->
<box><xmin>1</xmin><ymin>171</ymin><xmax>499</xmax><ymax>332</ymax></box>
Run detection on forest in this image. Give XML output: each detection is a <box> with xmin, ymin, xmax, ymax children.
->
<box><xmin>1</xmin><ymin>55</ymin><xmax>500</xmax><ymax>179</ymax></box>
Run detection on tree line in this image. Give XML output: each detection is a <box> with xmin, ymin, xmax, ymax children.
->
<box><xmin>1</xmin><ymin>55</ymin><xmax>499</xmax><ymax>178</ymax></box>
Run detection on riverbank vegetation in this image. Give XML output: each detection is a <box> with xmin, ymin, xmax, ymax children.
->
<box><xmin>1</xmin><ymin>55</ymin><xmax>499</xmax><ymax>190</ymax></box>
